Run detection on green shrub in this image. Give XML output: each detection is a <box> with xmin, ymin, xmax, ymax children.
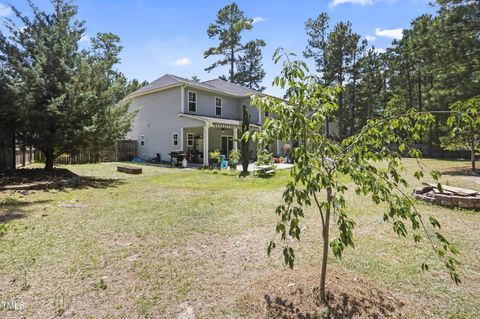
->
<box><xmin>256</xmin><ymin>150</ymin><xmax>274</xmax><ymax>166</ymax></box>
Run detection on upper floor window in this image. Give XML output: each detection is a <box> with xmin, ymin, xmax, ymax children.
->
<box><xmin>188</xmin><ymin>91</ymin><xmax>197</xmax><ymax>112</ymax></box>
<box><xmin>172</xmin><ymin>133</ymin><xmax>179</xmax><ymax>147</ymax></box>
<box><xmin>140</xmin><ymin>135</ymin><xmax>145</xmax><ymax>147</ymax></box>
<box><xmin>215</xmin><ymin>97</ymin><xmax>222</xmax><ymax>116</ymax></box>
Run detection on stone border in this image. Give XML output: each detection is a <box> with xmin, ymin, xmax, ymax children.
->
<box><xmin>413</xmin><ymin>188</ymin><xmax>480</xmax><ymax>211</ymax></box>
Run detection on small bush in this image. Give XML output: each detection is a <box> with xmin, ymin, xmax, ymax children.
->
<box><xmin>256</xmin><ymin>151</ymin><xmax>274</xmax><ymax>166</ymax></box>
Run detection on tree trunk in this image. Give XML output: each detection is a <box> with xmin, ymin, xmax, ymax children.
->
<box><xmin>10</xmin><ymin>126</ymin><xmax>16</xmax><ymax>171</ymax></box>
<box><xmin>230</xmin><ymin>43</ymin><xmax>235</xmax><ymax>83</ymax></box>
<box><xmin>471</xmin><ymin>129</ymin><xmax>476</xmax><ymax>173</ymax></box>
<box><xmin>406</xmin><ymin>59</ymin><xmax>413</xmax><ymax>109</ymax></box>
<box><xmin>319</xmin><ymin>186</ymin><xmax>332</xmax><ymax>302</ymax></box>
<box><xmin>44</xmin><ymin>149</ymin><xmax>54</xmax><ymax>171</ymax></box>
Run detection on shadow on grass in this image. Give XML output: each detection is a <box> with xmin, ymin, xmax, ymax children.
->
<box><xmin>440</xmin><ymin>166</ymin><xmax>478</xmax><ymax>177</ymax></box>
<box><xmin>264</xmin><ymin>288</ymin><xmax>403</xmax><ymax>319</ymax></box>
<box><xmin>0</xmin><ymin>168</ymin><xmax>124</xmax><ymax>192</ymax></box>
<box><xmin>0</xmin><ymin>198</ymin><xmax>53</xmax><ymax>223</ymax></box>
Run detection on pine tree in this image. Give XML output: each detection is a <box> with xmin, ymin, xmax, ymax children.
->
<box><xmin>204</xmin><ymin>3</ymin><xmax>264</xmax><ymax>83</ymax></box>
<box><xmin>235</xmin><ymin>40</ymin><xmax>266</xmax><ymax>91</ymax></box>
<box><xmin>303</xmin><ymin>13</ymin><xmax>330</xmax><ymax>81</ymax></box>
<box><xmin>1</xmin><ymin>0</ymin><xmax>134</xmax><ymax>170</ymax></box>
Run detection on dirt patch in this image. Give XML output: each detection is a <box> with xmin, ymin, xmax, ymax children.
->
<box><xmin>239</xmin><ymin>266</ymin><xmax>418</xmax><ymax>318</ymax></box>
<box><xmin>0</xmin><ymin>168</ymin><xmax>122</xmax><ymax>193</ymax></box>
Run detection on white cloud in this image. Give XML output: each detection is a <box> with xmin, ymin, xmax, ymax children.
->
<box><xmin>365</xmin><ymin>35</ymin><xmax>377</xmax><ymax>42</ymax></box>
<box><xmin>375</xmin><ymin>28</ymin><xmax>403</xmax><ymax>40</ymax></box>
<box><xmin>0</xmin><ymin>4</ymin><xmax>12</xmax><ymax>17</ymax></box>
<box><xmin>374</xmin><ymin>48</ymin><xmax>386</xmax><ymax>54</ymax></box>
<box><xmin>79</xmin><ymin>34</ymin><xmax>90</xmax><ymax>43</ymax></box>
<box><xmin>172</xmin><ymin>57</ymin><xmax>191</xmax><ymax>66</ymax></box>
<box><xmin>330</xmin><ymin>0</ymin><xmax>373</xmax><ymax>7</ymax></box>
<box><xmin>252</xmin><ymin>16</ymin><xmax>267</xmax><ymax>25</ymax></box>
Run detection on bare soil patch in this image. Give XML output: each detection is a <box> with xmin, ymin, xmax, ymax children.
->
<box><xmin>239</xmin><ymin>266</ymin><xmax>418</xmax><ymax>318</ymax></box>
<box><xmin>0</xmin><ymin>168</ymin><xmax>122</xmax><ymax>193</ymax></box>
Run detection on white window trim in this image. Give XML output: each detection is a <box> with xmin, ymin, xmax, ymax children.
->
<box><xmin>187</xmin><ymin>133</ymin><xmax>194</xmax><ymax>147</ymax></box>
<box><xmin>188</xmin><ymin>91</ymin><xmax>197</xmax><ymax>113</ymax></box>
<box><xmin>140</xmin><ymin>135</ymin><xmax>145</xmax><ymax>147</ymax></box>
<box><xmin>172</xmin><ymin>133</ymin><xmax>179</xmax><ymax>147</ymax></box>
<box><xmin>215</xmin><ymin>96</ymin><xmax>222</xmax><ymax>116</ymax></box>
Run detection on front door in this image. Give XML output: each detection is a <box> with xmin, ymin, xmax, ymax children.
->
<box><xmin>221</xmin><ymin>136</ymin><xmax>233</xmax><ymax>157</ymax></box>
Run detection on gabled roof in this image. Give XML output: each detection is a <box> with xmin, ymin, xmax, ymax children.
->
<box><xmin>201</xmin><ymin>78</ymin><xmax>257</xmax><ymax>97</ymax></box>
<box><xmin>127</xmin><ymin>74</ymin><xmax>260</xmax><ymax>99</ymax></box>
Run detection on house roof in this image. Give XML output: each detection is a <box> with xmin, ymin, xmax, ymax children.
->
<box><xmin>127</xmin><ymin>74</ymin><xmax>260</xmax><ymax>99</ymax></box>
<box><xmin>201</xmin><ymin>78</ymin><xmax>257</xmax><ymax>96</ymax></box>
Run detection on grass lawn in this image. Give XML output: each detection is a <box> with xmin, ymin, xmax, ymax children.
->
<box><xmin>0</xmin><ymin>159</ymin><xmax>479</xmax><ymax>318</ymax></box>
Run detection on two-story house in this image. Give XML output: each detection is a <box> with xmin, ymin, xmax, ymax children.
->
<box><xmin>127</xmin><ymin>74</ymin><xmax>285</xmax><ymax>166</ymax></box>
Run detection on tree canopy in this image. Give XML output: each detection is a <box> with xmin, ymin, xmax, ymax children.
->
<box><xmin>0</xmin><ymin>0</ymin><xmax>138</xmax><ymax>170</ymax></box>
<box><xmin>302</xmin><ymin>0</ymin><xmax>479</xmax><ymax>149</ymax></box>
<box><xmin>204</xmin><ymin>2</ymin><xmax>266</xmax><ymax>87</ymax></box>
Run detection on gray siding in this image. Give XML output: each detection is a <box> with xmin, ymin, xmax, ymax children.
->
<box><xmin>128</xmin><ymin>87</ymin><xmax>202</xmax><ymax>161</ymax></box>
<box><xmin>128</xmin><ymin>85</ymin><xmax>267</xmax><ymax>163</ymax></box>
<box><xmin>183</xmin><ymin>86</ymin><xmax>240</xmax><ymax>120</ymax></box>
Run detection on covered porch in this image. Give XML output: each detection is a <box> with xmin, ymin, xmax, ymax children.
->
<box><xmin>179</xmin><ymin>114</ymin><xmax>258</xmax><ymax>166</ymax></box>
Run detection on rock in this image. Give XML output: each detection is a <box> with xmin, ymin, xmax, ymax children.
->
<box><xmin>178</xmin><ymin>302</ymin><xmax>195</xmax><ymax>319</ymax></box>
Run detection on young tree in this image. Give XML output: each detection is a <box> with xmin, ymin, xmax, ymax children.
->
<box><xmin>250</xmin><ymin>49</ymin><xmax>460</xmax><ymax>302</ymax></box>
<box><xmin>1</xmin><ymin>0</ymin><xmax>134</xmax><ymax>170</ymax></box>
<box><xmin>235</xmin><ymin>40</ymin><xmax>266</xmax><ymax>91</ymax></box>
<box><xmin>442</xmin><ymin>96</ymin><xmax>480</xmax><ymax>173</ymax></box>
<box><xmin>240</xmin><ymin>103</ymin><xmax>251</xmax><ymax>176</ymax></box>
<box><xmin>204</xmin><ymin>3</ymin><xmax>264</xmax><ymax>83</ymax></box>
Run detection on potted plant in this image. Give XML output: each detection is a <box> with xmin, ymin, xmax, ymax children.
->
<box><xmin>208</xmin><ymin>150</ymin><xmax>221</xmax><ymax>169</ymax></box>
<box><xmin>228</xmin><ymin>149</ymin><xmax>241</xmax><ymax>169</ymax></box>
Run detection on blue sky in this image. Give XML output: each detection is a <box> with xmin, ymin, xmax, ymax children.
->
<box><xmin>1</xmin><ymin>0</ymin><xmax>436</xmax><ymax>97</ymax></box>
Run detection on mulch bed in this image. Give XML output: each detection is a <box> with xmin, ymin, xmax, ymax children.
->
<box><xmin>0</xmin><ymin>168</ymin><xmax>79</xmax><ymax>191</ymax></box>
<box><xmin>239</xmin><ymin>266</ymin><xmax>419</xmax><ymax>318</ymax></box>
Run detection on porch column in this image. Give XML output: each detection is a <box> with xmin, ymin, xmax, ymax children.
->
<box><xmin>233</xmin><ymin>128</ymin><xmax>238</xmax><ymax>151</ymax></box>
<box><xmin>180</xmin><ymin>127</ymin><xmax>184</xmax><ymax>152</ymax></box>
<box><xmin>203</xmin><ymin>125</ymin><xmax>209</xmax><ymax>166</ymax></box>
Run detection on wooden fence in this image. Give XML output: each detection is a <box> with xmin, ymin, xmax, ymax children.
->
<box><xmin>34</xmin><ymin>140</ymin><xmax>137</xmax><ymax>165</ymax></box>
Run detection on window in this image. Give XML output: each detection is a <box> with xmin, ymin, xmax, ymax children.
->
<box><xmin>188</xmin><ymin>91</ymin><xmax>197</xmax><ymax>112</ymax></box>
<box><xmin>172</xmin><ymin>133</ymin><xmax>179</xmax><ymax>147</ymax></box>
<box><xmin>215</xmin><ymin>97</ymin><xmax>222</xmax><ymax>116</ymax></box>
<box><xmin>187</xmin><ymin>133</ymin><xmax>194</xmax><ymax>147</ymax></box>
<box><xmin>140</xmin><ymin>135</ymin><xmax>145</xmax><ymax>147</ymax></box>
